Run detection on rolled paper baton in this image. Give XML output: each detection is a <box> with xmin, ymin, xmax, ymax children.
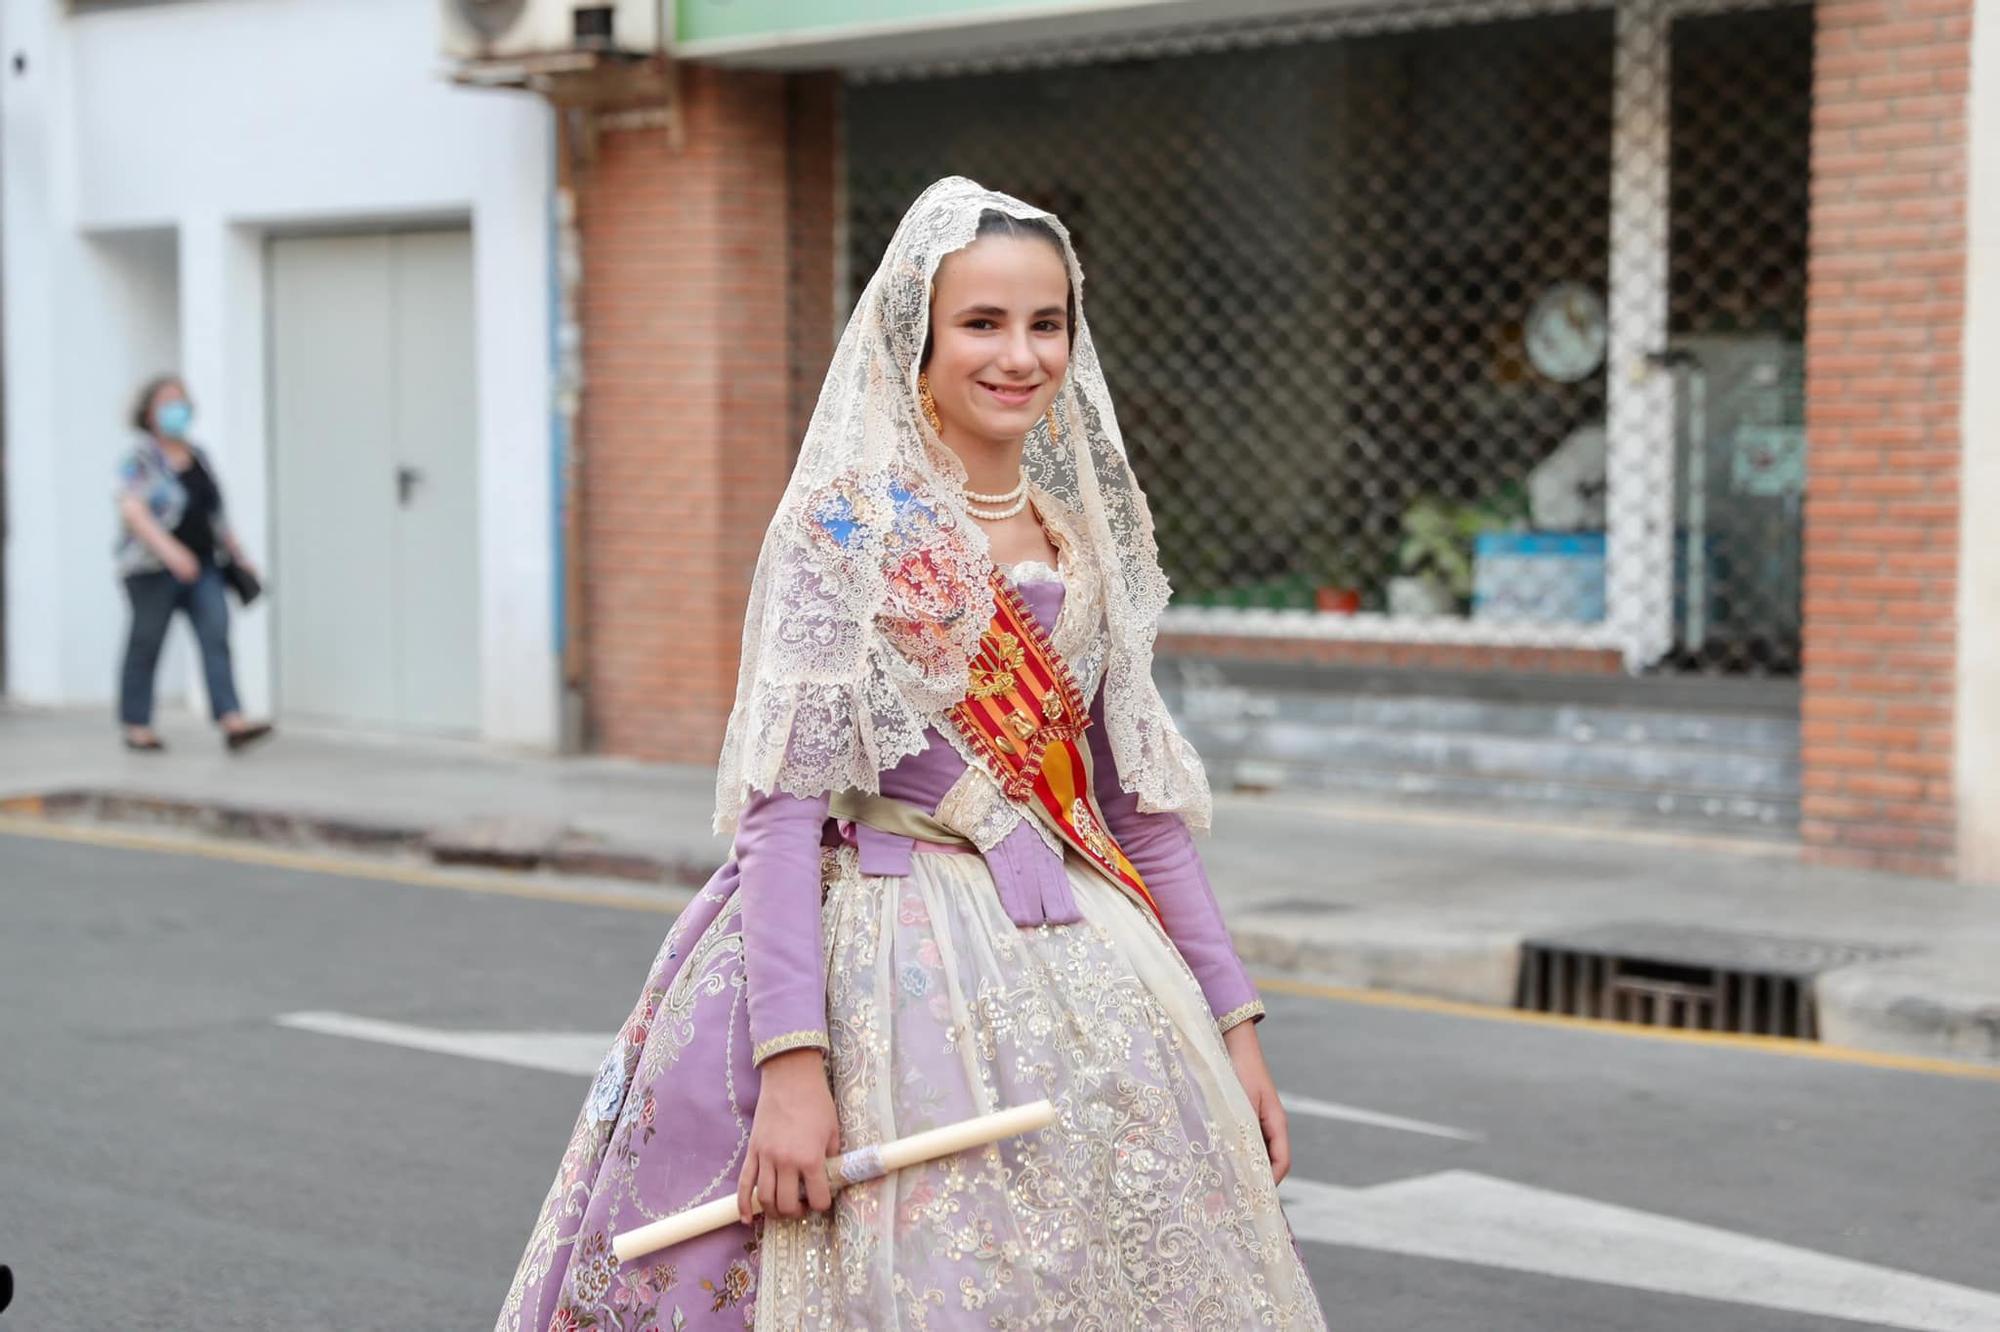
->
<box><xmin>611</xmin><ymin>1099</ymin><xmax>1056</xmax><ymax>1264</ymax></box>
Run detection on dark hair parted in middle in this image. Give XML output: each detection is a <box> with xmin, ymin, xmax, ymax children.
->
<box><xmin>920</xmin><ymin>209</ymin><xmax>1078</xmax><ymax>369</ymax></box>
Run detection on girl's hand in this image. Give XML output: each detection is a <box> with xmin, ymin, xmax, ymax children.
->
<box><xmin>1223</xmin><ymin>1021</ymin><xmax>1291</xmax><ymax>1184</ymax></box>
<box><xmin>737</xmin><ymin>1048</ymin><xmax>841</xmax><ymax>1225</ymax></box>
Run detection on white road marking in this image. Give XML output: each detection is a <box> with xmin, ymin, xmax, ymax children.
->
<box><xmin>277</xmin><ymin>1011</ymin><xmax>608</xmax><ymax>1076</ymax></box>
<box><xmin>1281</xmin><ymin>1170</ymin><xmax>2000</xmax><ymax>1332</ymax></box>
<box><xmin>1279</xmin><ymin>1092</ymin><xmax>1483</xmax><ymax>1141</ymax></box>
<box><xmin>279</xmin><ymin>1013</ymin><xmax>1483</xmax><ymax>1143</ymax></box>
<box><xmin>281</xmin><ymin>1010</ymin><xmax>2000</xmax><ymax>1329</ymax></box>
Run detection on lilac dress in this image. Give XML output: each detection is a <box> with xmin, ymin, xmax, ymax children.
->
<box><xmin>497</xmin><ymin>566</ymin><xmax>1326</xmax><ymax>1331</ymax></box>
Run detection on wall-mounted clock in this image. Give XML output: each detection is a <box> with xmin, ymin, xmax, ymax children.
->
<box><xmin>1525</xmin><ymin>282</ymin><xmax>1608</xmax><ymax>384</ymax></box>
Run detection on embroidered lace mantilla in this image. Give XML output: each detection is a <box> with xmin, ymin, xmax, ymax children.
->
<box><xmin>712</xmin><ymin>177</ymin><xmax>1211</xmax><ymax>835</ymax></box>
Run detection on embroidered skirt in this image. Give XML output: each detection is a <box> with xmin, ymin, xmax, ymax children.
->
<box><xmin>496</xmin><ymin>848</ymin><xmax>1327</xmax><ymax>1331</ymax></box>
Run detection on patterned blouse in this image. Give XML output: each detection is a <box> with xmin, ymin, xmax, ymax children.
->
<box><xmin>112</xmin><ymin>434</ymin><xmax>233</xmax><ymax>578</ymax></box>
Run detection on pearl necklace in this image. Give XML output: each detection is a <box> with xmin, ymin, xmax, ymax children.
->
<box><xmin>963</xmin><ymin>474</ymin><xmax>1028</xmax><ymax>521</ymax></box>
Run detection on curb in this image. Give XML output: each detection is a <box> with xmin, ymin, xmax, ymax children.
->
<box><xmin>1815</xmin><ymin>959</ymin><xmax>2000</xmax><ymax>1065</ymax></box>
<box><xmin>1229</xmin><ymin>919</ymin><xmax>1522</xmax><ymax>1007</ymax></box>
<box><xmin>2</xmin><ymin>788</ymin><xmax>707</xmax><ymax>888</ymax></box>
<box><xmin>3</xmin><ymin>789</ymin><xmax>427</xmax><ymax>857</ymax></box>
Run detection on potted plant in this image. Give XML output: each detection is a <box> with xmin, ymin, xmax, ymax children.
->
<box><xmin>1313</xmin><ymin>551</ymin><xmax>1368</xmax><ymax>615</ymax></box>
<box><xmin>1390</xmin><ymin>488</ymin><xmax>1529</xmax><ymax>617</ymax></box>
<box><xmin>1315</xmin><ymin>584</ymin><xmax>1363</xmax><ymax>615</ymax></box>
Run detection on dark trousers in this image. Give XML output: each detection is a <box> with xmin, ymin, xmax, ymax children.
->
<box><xmin>119</xmin><ymin>568</ymin><xmax>241</xmax><ymax>727</ymax></box>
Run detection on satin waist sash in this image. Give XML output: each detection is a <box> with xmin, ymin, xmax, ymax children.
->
<box><xmin>828</xmin><ymin>786</ymin><xmax>1080</xmax><ymax>926</ymax></box>
<box><xmin>830</xmin><ymin>788</ymin><xmax>976</xmax><ymax>857</ymax></box>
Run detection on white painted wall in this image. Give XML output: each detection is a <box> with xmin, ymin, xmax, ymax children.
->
<box><xmin>1959</xmin><ymin>0</ymin><xmax>2000</xmax><ymax>885</ymax></box>
<box><xmin>2</xmin><ymin>0</ymin><xmax>558</xmax><ymax>746</ymax></box>
<box><xmin>80</xmin><ymin>230</ymin><xmax>196</xmax><ymax>708</ymax></box>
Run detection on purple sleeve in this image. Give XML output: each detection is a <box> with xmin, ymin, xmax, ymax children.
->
<box><xmin>1087</xmin><ymin>694</ymin><xmax>1264</xmax><ymax>1031</ymax></box>
<box><xmin>735</xmin><ymin>789</ymin><xmax>835</xmax><ymax>1065</ymax></box>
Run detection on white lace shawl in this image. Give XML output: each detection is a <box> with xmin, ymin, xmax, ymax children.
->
<box><xmin>711</xmin><ymin>176</ymin><xmax>1211</xmax><ymax>834</ymax></box>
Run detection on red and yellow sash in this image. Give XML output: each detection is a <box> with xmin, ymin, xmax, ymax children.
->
<box><xmin>947</xmin><ymin>572</ymin><xmax>1161</xmax><ymax>922</ymax></box>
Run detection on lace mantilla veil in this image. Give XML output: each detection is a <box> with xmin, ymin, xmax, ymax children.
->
<box><xmin>711</xmin><ymin>176</ymin><xmax>1211</xmax><ymax>835</ymax></box>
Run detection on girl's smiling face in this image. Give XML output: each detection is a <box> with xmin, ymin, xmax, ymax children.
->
<box><xmin>923</xmin><ymin>233</ymin><xmax>1072</xmax><ymax>449</ymax></box>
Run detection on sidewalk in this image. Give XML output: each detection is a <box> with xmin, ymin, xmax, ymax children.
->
<box><xmin>5</xmin><ymin>702</ymin><xmax>1995</xmax><ymax>1066</ymax></box>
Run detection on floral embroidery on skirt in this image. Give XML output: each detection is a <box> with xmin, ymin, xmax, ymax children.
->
<box><xmin>496</xmin><ymin>850</ymin><xmax>1326</xmax><ymax>1331</ymax></box>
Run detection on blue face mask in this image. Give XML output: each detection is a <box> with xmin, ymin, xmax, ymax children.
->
<box><xmin>155</xmin><ymin>400</ymin><xmax>194</xmax><ymax>440</ymax></box>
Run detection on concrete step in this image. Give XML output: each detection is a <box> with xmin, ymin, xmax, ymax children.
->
<box><xmin>1165</xmin><ymin>681</ymin><xmax>1802</xmax><ymax>837</ymax></box>
<box><xmin>1203</xmin><ymin>752</ymin><xmax>1801</xmax><ymax>838</ymax></box>
<box><xmin>1177</xmin><ymin>688</ymin><xmax>1800</xmax><ymax>755</ymax></box>
<box><xmin>1198</xmin><ymin>719</ymin><xmax>1798</xmax><ymax>796</ymax></box>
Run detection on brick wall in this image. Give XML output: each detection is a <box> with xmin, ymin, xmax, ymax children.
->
<box><xmin>1801</xmin><ymin>0</ymin><xmax>1972</xmax><ymax>875</ymax></box>
<box><xmin>787</xmin><ymin>75</ymin><xmax>841</xmax><ymax>447</ymax></box>
<box><xmin>577</xmin><ymin>67</ymin><xmax>839</xmax><ymax>764</ymax></box>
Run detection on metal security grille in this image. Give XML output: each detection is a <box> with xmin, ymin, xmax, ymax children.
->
<box><xmin>844</xmin><ymin>0</ymin><xmax>1815</xmax><ymax>678</ymax></box>
<box><xmin>1665</xmin><ymin>6</ymin><xmax>1815</xmax><ymax>674</ymax></box>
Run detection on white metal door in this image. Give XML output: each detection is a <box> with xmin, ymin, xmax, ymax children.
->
<box><xmin>388</xmin><ymin>231</ymin><xmax>481</xmax><ymax>732</ymax></box>
<box><xmin>269</xmin><ymin>230</ymin><xmax>480</xmax><ymax>734</ymax></box>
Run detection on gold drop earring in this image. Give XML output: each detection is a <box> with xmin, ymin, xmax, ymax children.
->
<box><xmin>917</xmin><ymin>372</ymin><xmax>944</xmax><ymax>436</ymax></box>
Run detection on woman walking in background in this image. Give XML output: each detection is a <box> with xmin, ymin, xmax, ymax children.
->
<box><xmin>113</xmin><ymin>374</ymin><xmax>272</xmax><ymax>753</ymax></box>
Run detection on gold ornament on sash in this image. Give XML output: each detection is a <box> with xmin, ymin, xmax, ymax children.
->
<box><xmin>947</xmin><ymin>570</ymin><xmax>1161</xmax><ymax>921</ymax></box>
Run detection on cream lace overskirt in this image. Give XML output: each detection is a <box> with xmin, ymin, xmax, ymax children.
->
<box><xmin>754</xmin><ymin>847</ymin><xmax>1327</xmax><ymax>1329</ymax></box>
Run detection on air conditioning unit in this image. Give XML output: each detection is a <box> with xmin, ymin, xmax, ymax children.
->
<box><xmin>442</xmin><ymin>0</ymin><xmax>668</xmax><ymax>63</ymax></box>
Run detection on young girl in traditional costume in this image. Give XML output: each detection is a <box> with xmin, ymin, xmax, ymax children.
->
<box><xmin>498</xmin><ymin>178</ymin><xmax>1327</xmax><ymax>1331</ymax></box>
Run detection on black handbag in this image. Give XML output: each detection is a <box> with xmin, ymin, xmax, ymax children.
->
<box><xmin>218</xmin><ymin>555</ymin><xmax>262</xmax><ymax>607</ymax></box>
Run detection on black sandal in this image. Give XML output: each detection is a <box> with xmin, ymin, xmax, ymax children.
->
<box><xmin>124</xmin><ymin>734</ymin><xmax>166</xmax><ymax>753</ymax></box>
<box><xmin>224</xmin><ymin>723</ymin><xmax>274</xmax><ymax>753</ymax></box>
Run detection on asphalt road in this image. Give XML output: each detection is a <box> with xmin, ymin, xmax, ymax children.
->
<box><xmin>3</xmin><ymin>825</ymin><xmax>1997</xmax><ymax>1331</ymax></box>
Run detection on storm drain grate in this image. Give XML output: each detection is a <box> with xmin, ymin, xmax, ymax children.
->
<box><xmin>1516</xmin><ymin>922</ymin><xmax>1914</xmax><ymax>1040</ymax></box>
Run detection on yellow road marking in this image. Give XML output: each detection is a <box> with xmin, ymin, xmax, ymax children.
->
<box><xmin>0</xmin><ymin>814</ymin><xmax>686</xmax><ymax>914</ymax></box>
<box><xmin>6</xmin><ymin>813</ymin><xmax>1995</xmax><ymax>1082</ymax></box>
<box><xmin>1256</xmin><ymin>975</ymin><xmax>2000</xmax><ymax>1082</ymax></box>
